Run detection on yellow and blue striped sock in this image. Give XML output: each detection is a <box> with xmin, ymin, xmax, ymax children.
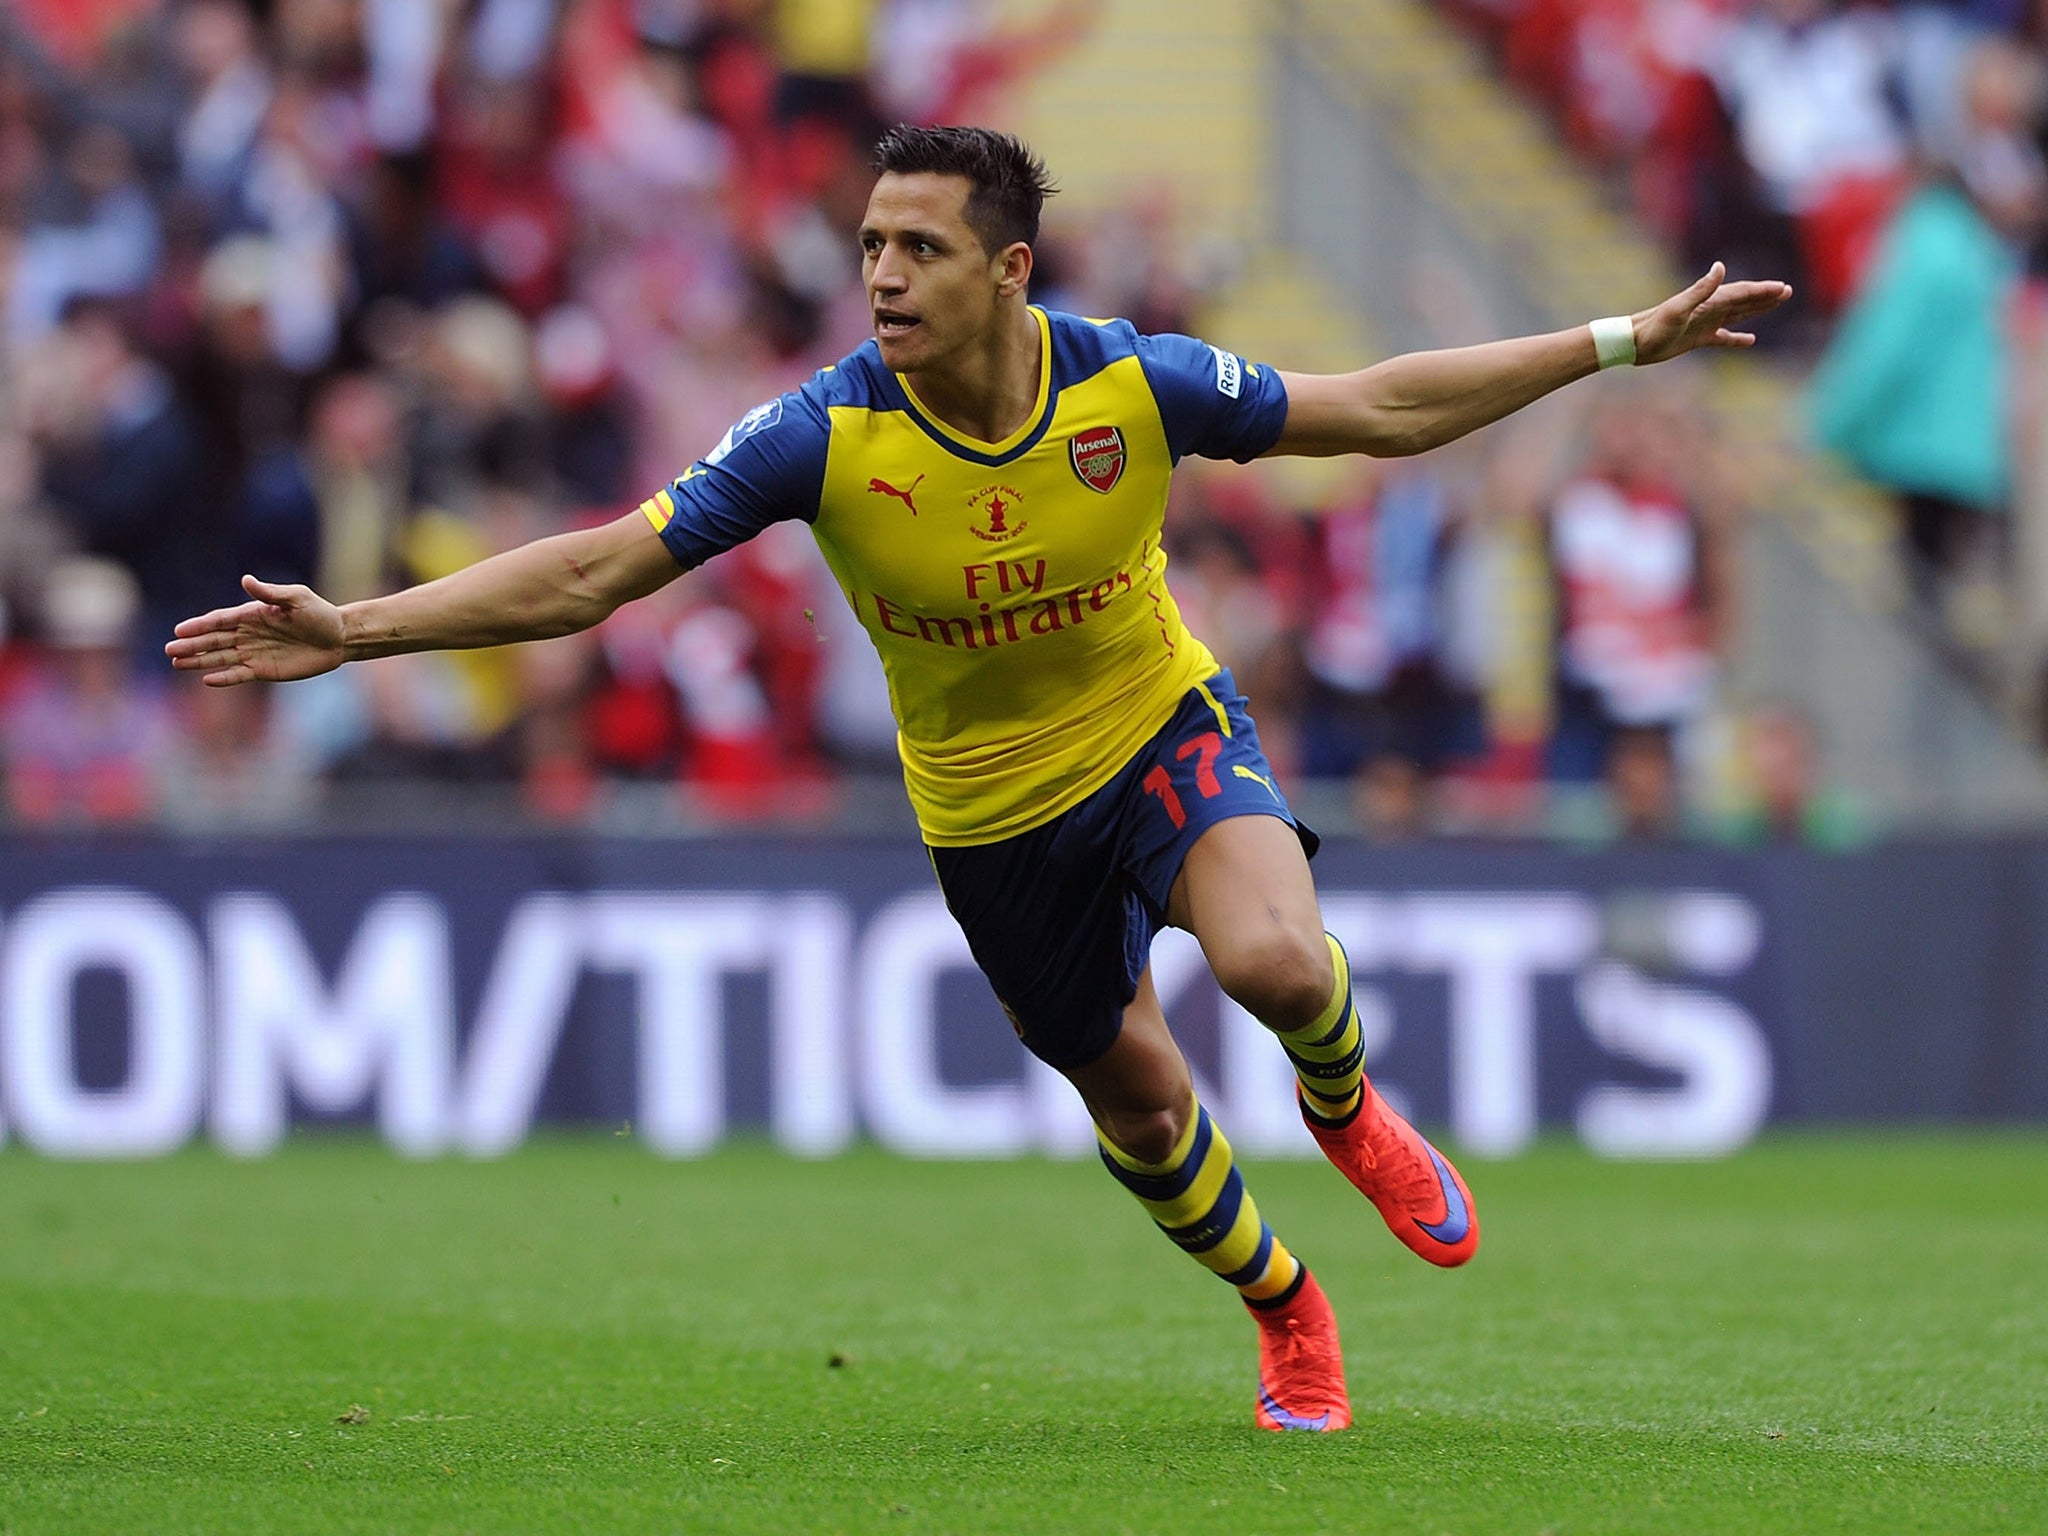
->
<box><xmin>1273</xmin><ymin>934</ymin><xmax>1366</xmax><ymax>1126</ymax></box>
<box><xmin>1096</xmin><ymin>1098</ymin><xmax>1304</xmax><ymax>1307</ymax></box>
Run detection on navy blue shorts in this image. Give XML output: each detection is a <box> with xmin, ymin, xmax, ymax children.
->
<box><xmin>929</xmin><ymin>669</ymin><xmax>1318</xmax><ymax>1072</ymax></box>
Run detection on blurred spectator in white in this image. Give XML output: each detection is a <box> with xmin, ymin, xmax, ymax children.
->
<box><xmin>1</xmin><ymin>556</ymin><xmax>170</xmax><ymax>825</ymax></box>
<box><xmin>467</xmin><ymin>0</ymin><xmax>561</xmax><ymax>86</ymax></box>
<box><xmin>174</xmin><ymin>0</ymin><xmax>272</xmax><ymax>208</ymax></box>
<box><xmin>1545</xmin><ymin>389</ymin><xmax>1732</xmax><ymax>786</ymax></box>
<box><xmin>1809</xmin><ymin>38</ymin><xmax>2044</xmax><ymax>631</ymax></box>
<box><xmin>363</xmin><ymin>0</ymin><xmax>451</xmax><ymax>152</ymax></box>
<box><xmin>1712</xmin><ymin>0</ymin><xmax>1910</xmax><ymax>220</ymax></box>
<box><xmin>1709</xmin><ymin>0</ymin><xmax>1915</xmax><ymax>315</ymax></box>
<box><xmin>230</xmin><ymin>71</ymin><xmax>354</xmax><ymax>370</ymax></box>
<box><xmin>7</xmin><ymin>120</ymin><xmax>160</xmax><ymax>343</ymax></box>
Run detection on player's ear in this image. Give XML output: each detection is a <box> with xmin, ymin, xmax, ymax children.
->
<box><xmin>994</xmin><ymin>240</ymin><xmax>1033</xmax><ymax>299</ymax></box>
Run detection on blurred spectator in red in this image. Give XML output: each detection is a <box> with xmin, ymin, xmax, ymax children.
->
<box><xmin>438</xmin><ymin>71</ymin><xmax>570</xmax><ymax>316</ymax></box>
<box><xmin>666</xmin><ymin>583</ymin><xmax>792</xmax><ymax>816</ymax></box>
<box><xmin>515</xmin><ymin>630</ymin><xmax>602</xmax><ymax>821</ymax></box>
<box><xmin>584</xmin><ymin>591</ymin><xmax>686</xmax><ymax>779</ymax></box>
<box><xmin>1545</xmin><ymin>388</ymin><xmax>1732</xmax><ymax>787</ymax></box>
<box><xmin>1</xmin><ymin>555</ymin><xmax>170</xmax><ymax>825</ymax></box>
<box><xmin>1810</xmin><ymin>38</ymin><xmax>2043</xmax><ymax>625</ymax></box>
<box><xmin>9</xmin><ymin>0</ymin><xmax>159</xmax><ymax>74</ymax></box>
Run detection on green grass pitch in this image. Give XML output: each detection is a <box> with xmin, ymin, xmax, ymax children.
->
<box><xmin>2</xmin><ymin>1133</ymin><xmax>2043</xmax><ymax>1535</ymax></box>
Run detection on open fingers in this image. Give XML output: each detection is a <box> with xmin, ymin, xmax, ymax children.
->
<box><xmin>1676</xmin><ymin>262</ymin><xmax>1725</xmax><ymax>308</ymax></box>
<box><xmin>165</xmin><ymin>630</ymin><xmax>243</xmax><ymax>662</ymax></box>
<box><xmin>1707</xmin><ymin>280</ymin><xmax>1792</xmax><ymax>317</ymax></box>
<box><xmin>171</xmin><ymin>600</ymin><xmax>271</xmax><ymax>639</ymax></box>
<box><xmin>170</xmin><ymin>639</ymin><xmax>258</xmax><ymax>685</ymax></box>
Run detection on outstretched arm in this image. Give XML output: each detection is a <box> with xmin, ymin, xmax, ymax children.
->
<box><xmin>166</xmin><ymin>509</ymin><xmax>681</xmax><ymax>686</ymax></box>
<box><xmin>1267</xmin><ymin>264</ymin><xmax>1791</xmax><ymax>459</ymax></box>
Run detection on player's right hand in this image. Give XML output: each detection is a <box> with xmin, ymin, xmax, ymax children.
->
<box><xmin>165</xmin><ymin>574</ymin><xmax>346</xmax><ymax>686</ymax></box>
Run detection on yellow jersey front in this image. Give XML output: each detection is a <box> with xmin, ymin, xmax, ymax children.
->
<box><xmin>640</xmin><ymin>307</ymin><xmax>1290</xmax><ymax>845</ymax></box>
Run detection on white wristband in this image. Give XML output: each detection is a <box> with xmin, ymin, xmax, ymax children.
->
<box><xmin>1590</xmin><ymin>315</ymin><xmax>1637</xmax><ymax>369</ymax></box>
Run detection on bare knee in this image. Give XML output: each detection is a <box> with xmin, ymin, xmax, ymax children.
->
<box><xmin>1212</xmin><ymin>927</ymin><xmax>1334</xmax><ymax>1030</ymax></box>
<box><xmin>1096</xmin><ymin>1100</ymin><xmax>1191</xmax><ymax>1167</ymax></box>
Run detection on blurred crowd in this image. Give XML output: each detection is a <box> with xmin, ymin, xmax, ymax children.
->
<box><xmin>1452</xmin><ymin>0</ymin><xmax>2048</xmax><ymax>707</ymax></box>
<box><xmin>0</xmin><ymin>0</ymin><xmax>1858</xmax><ymax>845</ymax></box>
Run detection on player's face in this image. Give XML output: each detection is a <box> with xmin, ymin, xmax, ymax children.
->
<box><xmin>859</xmin><ymin>173</ymin><xmax>1015</xmax><ymax>372</ymax></box>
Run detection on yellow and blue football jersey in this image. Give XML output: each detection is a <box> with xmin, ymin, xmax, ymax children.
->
<box><xmin>640</xmin><ymin>307</ymin><xmax>1289</xmax><ymax>845</ymax></box>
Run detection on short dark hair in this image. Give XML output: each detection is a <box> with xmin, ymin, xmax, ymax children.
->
<box><xmin>871</xmin><ymin>124</ymin><xmax>1057</xmax><ymax>255</ymax></box>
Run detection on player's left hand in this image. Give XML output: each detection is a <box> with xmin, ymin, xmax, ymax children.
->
<box><xmin>1630</xmin><ymin>263</ymin><xmax>1792</xmax><ymax>365</ymax></box>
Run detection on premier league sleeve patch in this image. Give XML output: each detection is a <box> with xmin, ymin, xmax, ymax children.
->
<box><xmin>1069</xmin><ymin>425</ymin><xmax>1126</xmax><ymax>493</ymax></box>
<box><xmin>704</xmin><ymin>397</ymin><xmax>785</xmax><ymax>467</ymax></box>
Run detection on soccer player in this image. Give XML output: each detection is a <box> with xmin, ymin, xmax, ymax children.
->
<box><xmin>168</xmin><ymin>126</ymin><xmax>1789</xmax><ymax>1432</ymax></box>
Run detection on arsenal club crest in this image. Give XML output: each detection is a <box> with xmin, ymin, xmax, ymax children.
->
<box><xmin>1069</xmin><ymin>426</ymin><xmax>1126</xmax><ymax>493</ymax></box>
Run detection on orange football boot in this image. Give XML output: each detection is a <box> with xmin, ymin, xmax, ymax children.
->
<box><xmin>1303</xmin><ymin>1085</ymin><xmax>1480</xmax><ymax>1268</ymax></box>
<box><xmin>1248</xmin><ymin>1269</ymin><xmax>1351</xmax><ymax>1432</ymax></box>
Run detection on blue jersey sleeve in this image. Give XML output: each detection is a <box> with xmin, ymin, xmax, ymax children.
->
<box><xmin>642</xmin><ymin>383</ymin><xmax>832</xmax><ymax>568</ymax></box>
<box><xmin>1132</xmin><ymin>331</ymin><xmax>1291</xmax><ymax>464</ymax></box>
